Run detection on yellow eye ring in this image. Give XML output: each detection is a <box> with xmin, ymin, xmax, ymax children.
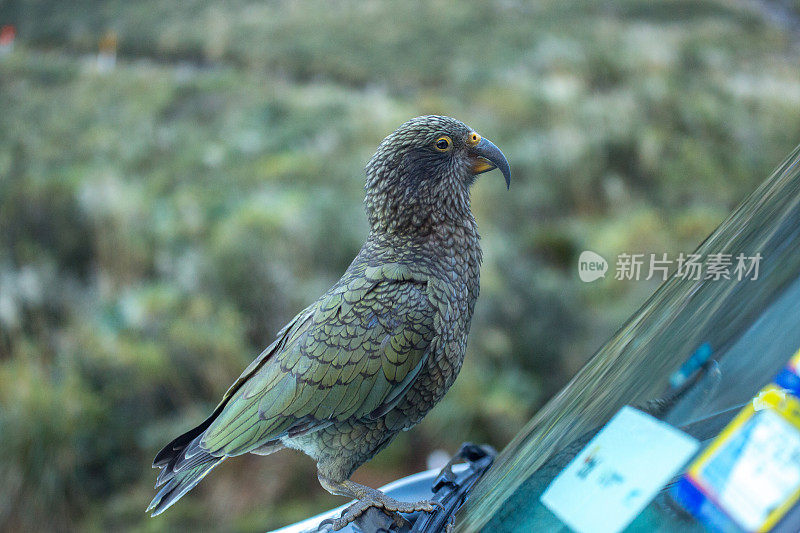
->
<box><xmin>434</xmin><ymin>136</ymin><xmax>452</xmax><ymax>152</ymax></box>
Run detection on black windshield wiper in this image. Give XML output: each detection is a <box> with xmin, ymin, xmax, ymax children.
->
<box><xmin>409</xmin><ymin>443</ymin><xmax>496</xmax><ymax>533</ymax></box>
<box><xmin>338</xmin><ymin>443</ymin><xmax>496</xmax><ymax>533</ymax></box>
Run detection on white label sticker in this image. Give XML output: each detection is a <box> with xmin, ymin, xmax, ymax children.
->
<box><xmin>710</xmin><ymin>409</ymin><xmax>800</xmax><ymax>530</ymax></box>
<box><xmin>540</xmin><ymin>406</ymin><xmax>700</xmax><ymax>533</ymax></box>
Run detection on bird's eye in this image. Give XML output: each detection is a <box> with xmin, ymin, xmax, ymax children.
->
<box><xmin>434</xmin><ymin>136</ymin><xmax>452</xmax><ymax>152</ymax></box>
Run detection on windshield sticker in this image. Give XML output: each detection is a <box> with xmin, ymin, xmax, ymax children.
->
<box><xmin>674</xmin><ymin>376</ymin><xmax>800</xmax><ymax>532</ymax></box>
<box><xmin>540</xmin><ymin>406</ymin><xmax>700</xmax><ymax>533</ymax></box>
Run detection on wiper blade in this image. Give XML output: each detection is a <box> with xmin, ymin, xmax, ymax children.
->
<box><xmin>408</xmin><ymin>443</ymin><xmax>496</xmax><ymax>533</ymax></box>
<box><xmin>314</xmin><ymin>443</ymin><xmax>496</xmax><ymax>533</ymax></box>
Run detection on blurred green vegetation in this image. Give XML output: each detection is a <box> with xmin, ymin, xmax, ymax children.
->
<box><xmin>1</xmin><ymin>0</ymin><xmax>800</xmax><ymax>530</ymax></box>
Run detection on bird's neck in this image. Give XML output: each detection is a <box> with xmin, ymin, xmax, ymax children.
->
<box><xmin>362</xmin><ymin>171</ymin><xmax>482</xmax><ymax>287</ymax></box>
<box><xmin>364</xmin><ymin>165</ymin><xmax>476</xmax><ymax>239</ymax></box>
<box><xmin>367</xmin><ymin>214</ymin><xmax>483</xmax><ymax>280</ymax></box>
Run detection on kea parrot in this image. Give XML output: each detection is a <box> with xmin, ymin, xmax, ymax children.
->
<box><xmin>148</xmin><ymin>115</ymin><xmax>511</xmax><ymax>530</ymax></box>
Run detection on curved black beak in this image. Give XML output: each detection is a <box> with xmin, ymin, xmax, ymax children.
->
<box><xmin>470</xmin><ymin>137</ymin><xmax>511</xmax><ymax>189</ymax></box>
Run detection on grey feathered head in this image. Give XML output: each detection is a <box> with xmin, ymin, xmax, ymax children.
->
<box><xmin>364</xmin><ymin>115</ymin><xmax>510</xmax><ymax>235</ymax></box>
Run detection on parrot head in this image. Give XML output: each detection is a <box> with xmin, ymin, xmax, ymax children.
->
<box><xmin>364</xmin><ymin>115</ymin><xmax>510</xmax><ymax>235</ymax></box>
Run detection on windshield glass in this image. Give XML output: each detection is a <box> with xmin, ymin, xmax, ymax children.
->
<box><xmin>456</xmin><ymin>145</ymin><xmax>800</xmax><ymax>532</ymax></box>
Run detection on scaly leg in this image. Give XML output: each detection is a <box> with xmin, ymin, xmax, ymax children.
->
<box><xmin>318</xmin><ymin>476</ymin><xmax>443</xmax><ymax>531</ymax></box>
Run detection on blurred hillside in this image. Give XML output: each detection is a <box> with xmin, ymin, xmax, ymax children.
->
<box><xmin>1</xmin><ymin>0</ymin><xmax>800</xmax><ymax>531</ymax></box>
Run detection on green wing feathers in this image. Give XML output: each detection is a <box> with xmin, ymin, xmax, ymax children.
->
<box><xmin>199</xmin><ymin>264</ymin><xmax>438</xmax><ymax>456</ymax></box>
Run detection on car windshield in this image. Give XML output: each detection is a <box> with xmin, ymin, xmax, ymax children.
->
<box><xmin>455</xmin><ymin>145</ymin><xmax>800</xmax><ymax>532</ymax></box>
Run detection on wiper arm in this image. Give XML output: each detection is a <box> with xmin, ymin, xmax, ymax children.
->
<box><xmin>408</xmin><ymin>443</ymin><xmax>496</xmax><ymax>533</ymax></box>
<box><xmin>341</xmin><ymin>443</ymin><xmax>496</xmax><ymax>533</ymax></box>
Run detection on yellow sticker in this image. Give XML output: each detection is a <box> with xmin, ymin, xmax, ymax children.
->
<box><xmin>687</xmin><ymin>384</ymin><xmax>800</xmax><ymax>532</ymax></box>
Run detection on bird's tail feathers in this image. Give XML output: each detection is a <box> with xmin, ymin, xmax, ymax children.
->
<box><xmin>148</xmin><ymin>424</ymin><xmax>225</xmax><ymax>516</ymax></box>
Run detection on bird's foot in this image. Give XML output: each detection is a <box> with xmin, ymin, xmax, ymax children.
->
<box><xmin>319</xmin><ymin>493</ymin><xmax>443</xmax><ymax>531</ymax></box>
